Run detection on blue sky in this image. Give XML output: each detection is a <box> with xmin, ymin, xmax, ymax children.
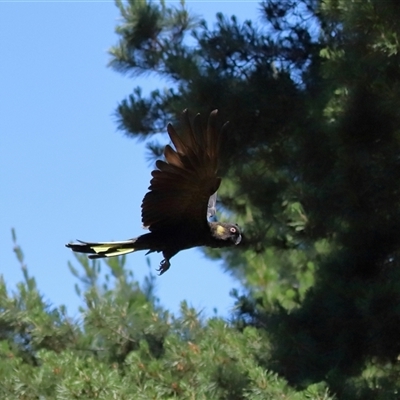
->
<box><xmin>1</xmin><ymin>1</ymin><xmax>261</xmax><ymax>318</ymax></box>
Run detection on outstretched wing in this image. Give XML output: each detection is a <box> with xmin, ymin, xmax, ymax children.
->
<box><xmin>141</xmin><ymin>109</ymin><xmax>227</xmax><ymax>232</ymax></box>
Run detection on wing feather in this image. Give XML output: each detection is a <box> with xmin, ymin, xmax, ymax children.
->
<box><xmin>141</xmin><ymin>109</ymin><xmax>224</xmax><ymax>232</ymax></box>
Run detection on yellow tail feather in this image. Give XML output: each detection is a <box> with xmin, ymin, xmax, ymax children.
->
<box><xmin>66</xmin><ymin>239</ymin><xmax>136</xmax><ymax>259</ymax></box>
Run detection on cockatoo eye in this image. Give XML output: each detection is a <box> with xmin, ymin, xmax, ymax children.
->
<box><xmin>230</xmin><ymin>227</ymin><xmax>237</xmax><ymax>233</ymax></box>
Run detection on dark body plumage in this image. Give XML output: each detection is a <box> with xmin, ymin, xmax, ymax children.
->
<box><xmin>66</xmin><ymin>110</ymin><xmax>242</xmax><ymax>274</ymax></box>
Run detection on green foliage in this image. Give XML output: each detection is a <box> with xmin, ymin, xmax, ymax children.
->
<box><xmin>107</xmin><ymin>0</ymin><xmax>400</xmax><ymax>397</ymax></box>
<box><xmin>4</xmin><ymin>0</ymin><xmax>400</xmax><ymax>397</ymax></box>
<box><xmin>1</xmin><ymin>233</ymin><xmax>333</xmax><ymax>398</ymax></box>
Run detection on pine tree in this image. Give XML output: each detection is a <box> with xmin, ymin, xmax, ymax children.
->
<box><xmin>3</xmin><ymin>0</ymin><xmax>400</xmax><ymax>398</ymax></box>
<box><xmin>108</xmin><ymin>0</ymin><xmax>400</xmax><ymax>398</ymax></box>
<box><xmin>1</xmin><ymin>232</ymin><xmax>332</xmax><ymax>398</ymax></box>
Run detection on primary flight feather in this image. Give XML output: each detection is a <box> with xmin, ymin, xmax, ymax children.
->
<box><xmin>66</xmin><ymin>109</ymin><xmax>242</xmax><ymax>274</ymax></box>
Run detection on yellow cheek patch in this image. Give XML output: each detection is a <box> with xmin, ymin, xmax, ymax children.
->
<box><xmin>216</xmin><ymin>225</ymin><xmax>226</xmax><ymax>236</ymax></box>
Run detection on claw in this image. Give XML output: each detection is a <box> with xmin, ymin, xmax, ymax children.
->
<box><xmin>157</xmin><ymin>258</ymin><xmax>171</xmax><ymax>275</ymax></box>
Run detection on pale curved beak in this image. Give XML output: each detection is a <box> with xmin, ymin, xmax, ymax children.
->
<box><xmin>235</xmin><ymin>234</ymin><xmax>242</xmax><ymax>245</ymax></box>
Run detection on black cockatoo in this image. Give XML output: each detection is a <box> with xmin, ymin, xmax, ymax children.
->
<box><xmin>66</xmin><ymin>109</ymin><xmax>241</xmax><ymax>274</ymax></box>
